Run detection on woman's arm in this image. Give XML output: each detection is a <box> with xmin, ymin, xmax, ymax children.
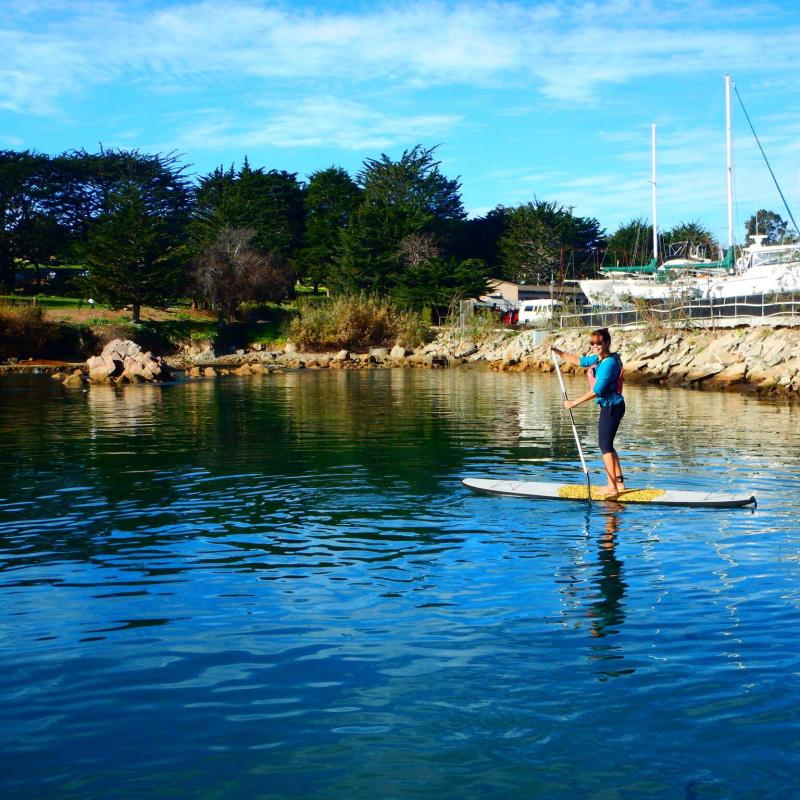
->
<box><xmin>551</xmin><ymin>346</ymin><xmax>581</xmax><ymax>366</ymax></box>
<box><xmin>564</xmin><ymin>390</ymin><xmax>595</xmax><ymax>410</ymax></box>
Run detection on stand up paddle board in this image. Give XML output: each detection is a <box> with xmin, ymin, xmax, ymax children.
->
<box><xmin>462</xmin><ymin>478</ymin><xmax>756</xmax><ymax>508</ymax></box>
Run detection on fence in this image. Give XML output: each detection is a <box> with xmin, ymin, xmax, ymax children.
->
<box><xmin>558</xmin><ymin>293</ymin><xmax>800</xmax><ymax>329</ymax></box>
<box><xmin>0</xmin><ymin>295</ymin><xmax>39</xmax><ymax>307</ymax></box>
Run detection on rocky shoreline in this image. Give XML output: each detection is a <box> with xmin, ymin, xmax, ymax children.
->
<box><xmin>3</xmin><ymin>325</ymin><xmax>800</xmax><ymax>398</ymax></box>
<box><xmin>181</xmin><ymin>326</ymin><xmax>800</xmax><ymax>397</ymax></box>
<box><xmin>465</xmin><ymin>325</ymin><xmax>800</xmax><ymax>396</ymax></box>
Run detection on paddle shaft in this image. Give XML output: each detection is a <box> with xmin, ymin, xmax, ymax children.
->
<box><xmin>551</xmin><ymin>350</ymin><xmax>592</xmax><ymax>501</ymax></box>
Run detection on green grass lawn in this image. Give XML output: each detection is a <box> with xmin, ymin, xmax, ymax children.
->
<box><xmin>141</xmin><ymin>318</ymin><xmax>219</xmax><ymax>344</ymax></box>
<box><xmin>243</xmin><ymin>319</ymin><xmax>289</xmax><ymax>344</ymax></box>
<box><xmin>1</xmin><ymin>290</ymin><xmax>303</xmax><ymax>353</ymax></box>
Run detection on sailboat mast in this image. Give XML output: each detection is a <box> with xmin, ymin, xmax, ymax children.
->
<box><xmin>725</xmin><ymin>74</ymin><xmax>734</xmax><ymax>249</ymax></box>
<box><xmin>651</xmin><ymin>124</ymin><xmax>658</xmax><ymax>262</ymax></box>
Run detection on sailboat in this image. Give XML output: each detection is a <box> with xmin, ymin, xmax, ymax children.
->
<box><xmin>701</xmin><ymin>234</ymin><xmax>800</xmax><ymax>299</ymax></box>
<box><xmin>579</xmin><ymin>75</ymin><xmax>800</xmax><ymax>307</ymax></box>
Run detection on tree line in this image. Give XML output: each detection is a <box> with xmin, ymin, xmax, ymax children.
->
<box><xmin>1</xmin><ymin>146</ymin><xmax>793</xmax><ymax>322</ymax></box>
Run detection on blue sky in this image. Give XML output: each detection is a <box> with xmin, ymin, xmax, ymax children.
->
<box><xmin>3</xmin><ymin>0</ymin><xmax>800</xmax><ymax>246</ymax></box>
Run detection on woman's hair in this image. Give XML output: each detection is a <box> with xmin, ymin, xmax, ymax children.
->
<box><xmin>591</xmin><ymin>328</ymin><xmax>611</xmax><ymax>346</ymax></box>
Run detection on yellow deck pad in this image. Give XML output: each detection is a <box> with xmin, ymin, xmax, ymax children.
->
<box><xmin>558</xmin><ymin>485</ymin><xmax>666</xmax><ymax>502</ymax></box>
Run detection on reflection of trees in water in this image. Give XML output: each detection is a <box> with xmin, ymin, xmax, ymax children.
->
<box><xmin>0</xmin><ymin>379</ymin><xmax>174</xmax><ymax>569</ymax></box>
<box><xmin>2</xmin><ymin>369</ymin><xmax>795</xmax><ymax>573</ymax></box>
<box><xmin>0</xmin><ymin>375</ymin><xmax>94</xmax><ymax>487</ymax></box>
<box><xmin>2</xmin><ymin>371</ymin><xmax>540</xmax><ymax>567</ymax></box>
<box><xmin>251</xmin><ymin>369</ymin><xmax>578</xmax><ymax>487</ymax></box>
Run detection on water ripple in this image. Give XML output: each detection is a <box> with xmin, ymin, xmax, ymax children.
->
<box><xmin>1</xmin><ymin>371</ymin><xmax>799</xmax><ymax>799</ymax></box>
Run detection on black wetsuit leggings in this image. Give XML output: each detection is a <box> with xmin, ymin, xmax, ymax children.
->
<box><xmin>598</xmin><ymin>401</ymin><xmax>625</xmax><ymax>455</ymax></box>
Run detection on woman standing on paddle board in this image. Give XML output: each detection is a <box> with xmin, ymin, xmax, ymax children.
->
<box><xmin>552</xmin><ymin>328</ymin><xmax>625</xmax><ymax>496</ymax></box>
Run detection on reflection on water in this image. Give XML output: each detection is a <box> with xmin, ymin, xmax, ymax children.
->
<box><xmin>1</xmin><ymin>370</ymin><xmax>800</xmax><ymax>800</ymax></box>
<box><xmin>589</xmin><ymin>511</ymin><xmax>627</xmax><ymax>640</ymax></box>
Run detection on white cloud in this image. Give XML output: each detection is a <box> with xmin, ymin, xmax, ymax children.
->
<box><xmin>4</xmin><ymin>0</ymin><xmax>799</xmax><ymax>235</ymax></box>
<box><xmin>3</xmin><ymin>0</ymin><xmax>799</xmax><ymax>113</ymax></box>
<box><xmin>174</xmin><ymin>96</ymin><xmax>461</xmax><ymax>152</ymax></box>
<box><xmin>0</xmin><ymin>133</ymin><xmax>25</xmax><ymax>147</ymax></box>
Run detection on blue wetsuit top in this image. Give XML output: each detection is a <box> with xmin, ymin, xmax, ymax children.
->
<box><xmin>579</xmin><ymin>353</ymin><xmax>624</xmax><ymax>407</ymax></box>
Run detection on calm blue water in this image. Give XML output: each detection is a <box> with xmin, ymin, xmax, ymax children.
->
<box><xmin>1</xmin><ymin>369</ymin><xmax>799</xmax><ymax>799</ymax></box>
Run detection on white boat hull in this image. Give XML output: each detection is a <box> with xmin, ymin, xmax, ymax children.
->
<box><xmin>701</xmin><ymin>262</ymin><xmax>800</xmax><ymax>299</ymax></box>
<box><xmin>582</xmin><ymin>245</ymin><xmax>800</xmax><ymax>307</ymax></box>
<box><xmin>579</xmin><ymin>276</ymin><xmax>700</xmax><ymax>306</ymax></box>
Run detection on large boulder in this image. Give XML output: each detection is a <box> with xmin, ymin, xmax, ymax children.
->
<box><xmin>390</xmin><ymin>344</ymin><xmax>409</xmax><ymax>360</ymax></box>
<box><xmin>191</xmin><ymin>347</ymin><xmax>217</xmax><ymax>365</ymax></box>
<box><xmin>62</xmin><ymin>369</ymin><xmax>85</xmax><ymax>388</ymax></box>
<box><xmin>86</xmin><ymin>339</ymin><xmax>171</xmax><ymax>385</ymax></box>
<box><xmin>454</xmin><ymin>340</ymin><xmax>478</xmax><ymax>358</ymax></box>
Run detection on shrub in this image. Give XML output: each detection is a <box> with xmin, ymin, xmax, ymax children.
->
<box><xmin>193</xmin><ymin>228</ymin><xmax>293</xmax><ymax>322</ymax></box>
<box><xmin>463</xmin><ymin>308</ymin><xmax>502</xmax><ymax>342</ymax></box>
<box><xmin>288</xmin><ymin>294</ymin><xmax>432</xmax><ymax>352</ymax></box>
<box><xmin>0</xmin><ymin>305</ymin><xmax>87</xmax><ymax>360</ymax></box>
<box><xmin>392</xmin><ymin>308</ymin><xmax>433</xmax><ymax>350</ymax></box>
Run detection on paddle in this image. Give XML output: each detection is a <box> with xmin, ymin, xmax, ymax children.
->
<box><xmin>551</xmin><ymin>349</ymin><xmax>592</xmax><ymax>503</ymax></box>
